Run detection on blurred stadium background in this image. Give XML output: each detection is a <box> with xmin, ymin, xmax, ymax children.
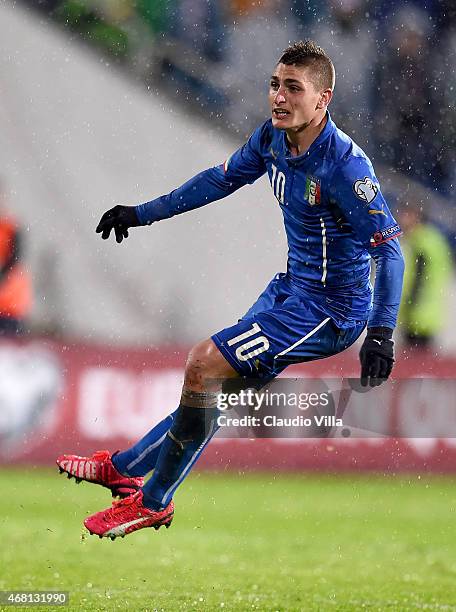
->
<box><xmin>1</xmin><ymin>1</ymin><xmax>456</xmax><ymax>610</ymax></box>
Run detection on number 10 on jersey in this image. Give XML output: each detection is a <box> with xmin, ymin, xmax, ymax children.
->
<box><xmin>271</xmin><ymin>164</ymin><xmax>285</xmax><ymax>204</ymax></box>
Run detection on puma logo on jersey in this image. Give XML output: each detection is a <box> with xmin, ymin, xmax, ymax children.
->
<box><xmin>223</xmin><ymin>154</ymin><xmax>232</xmax><ymax>173</ymax></box>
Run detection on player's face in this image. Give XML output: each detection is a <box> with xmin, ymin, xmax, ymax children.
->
<box><xmin>269</xmin><ymin>63</ymin><xmax>327</xmax><ymax>130</ymax></box>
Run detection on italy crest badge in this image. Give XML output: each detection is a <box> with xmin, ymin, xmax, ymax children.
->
<box><xmin>304</xmin><ymin>176</ymin><xmax>321</xmax><ymax>206</ymax></box>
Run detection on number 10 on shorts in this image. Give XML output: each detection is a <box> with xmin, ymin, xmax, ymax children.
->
<box><xmin>227</xmin><ymin>323</ymin><xmax>270</xmax><ymax>362</ymax></box>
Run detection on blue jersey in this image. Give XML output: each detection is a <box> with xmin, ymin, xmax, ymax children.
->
<box><xmin>136</xmin><ymin>113</ymin><xmax>404</xmax><ymax>329</ymax></box>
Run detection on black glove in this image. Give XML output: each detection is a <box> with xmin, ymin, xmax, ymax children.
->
<box><xmin>96</xmin><ymin>205</ymin><xmax>141</xmax><ymax>243</ymax></box>
<box><xmin>359</xmin><ymin>327</ymin><xmax>394</xmax><ymax>387</ymax></box>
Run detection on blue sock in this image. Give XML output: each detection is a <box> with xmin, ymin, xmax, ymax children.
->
<box><xmin>112</xmin><ymin>409</ymin><xmax>178</xmax><ymax>477</ymax></box>
<box><xmin>142</xmin><ymin>406</ymin><xmax>219</xmax><ymax>510</ymax></box>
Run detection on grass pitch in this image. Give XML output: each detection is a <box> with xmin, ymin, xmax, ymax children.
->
<box><xmin>1</xmin><ymin>468</ymin><xmax>456</xmax><ymax>611</ymax></box>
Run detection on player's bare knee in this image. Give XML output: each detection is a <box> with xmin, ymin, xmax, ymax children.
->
<box><xmin>184</xmin><ymin>339</ymin><xmax>217</xmax><ymax>389</ymax></box>
<box><xmin>184</xmin><ymin>338</ymin><xmax>236</xmax><ymax>391</ymax></box>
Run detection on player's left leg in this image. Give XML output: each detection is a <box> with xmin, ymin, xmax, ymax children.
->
<box><xmin>56</xmin><ymin>409</ymin><xmax>180</xmax><ymax>497</ymax></box>
<box><xmin>56</xmin><ymin>449</ymin><xmax>145</xmax><ymax>498</ymax></box>
<box><xmin>111</xmin><ymin>409</ymin><xmax>178</xmax><ymax>476</ymax></box>
<box><xmin>58</xmin><ymin>340</ymin><xmax>237</xmax><ymax>501</ymax></box>
<box><xmin>83</xmin><ymin>339</ymin><xmax>239</xmax><ymax>539</ymax></box>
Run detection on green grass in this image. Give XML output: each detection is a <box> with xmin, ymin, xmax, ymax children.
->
<box><xmin>1</xmin><ymin>468</ymin><xmax>456</xmax><ymax>611</ymax></box>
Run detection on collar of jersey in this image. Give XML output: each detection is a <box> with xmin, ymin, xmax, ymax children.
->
<box><xmin>282</xmin><ymin>111</ymin><xmax>335</xmax><ymax>162</ymax></box>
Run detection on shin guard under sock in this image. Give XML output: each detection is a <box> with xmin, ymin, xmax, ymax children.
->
<box><xmin>142</xmin><ymin>405</ymin><xmax>219</xmax><ymax>510</ymax></box>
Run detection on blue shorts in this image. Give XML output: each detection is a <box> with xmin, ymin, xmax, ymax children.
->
<box><xmin>212</xmin><ymin>273</ymin><xmax>366</xmax><ymax>381</ymax></box>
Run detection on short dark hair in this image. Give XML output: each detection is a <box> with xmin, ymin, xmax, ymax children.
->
<box><xmin>278</xmin><ymin>40</ymin><xmax>335</xmax><ymax>91</ymax></box>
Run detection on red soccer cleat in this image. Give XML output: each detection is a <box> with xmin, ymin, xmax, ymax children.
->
<box><xmin>84</xmin><ymin>491</ymin><xmax>174</xmax><ymax>540</ymax></box>
<box><xmin>56</xmin><ymin>450</ymin><xmax>144</xmax><ymax>498</ymax></box>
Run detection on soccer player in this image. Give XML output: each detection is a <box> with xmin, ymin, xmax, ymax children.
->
<box><xmin>57</xmin><ymin>41</ymin><xmax>404</xmax><ymax>539</ymax></box>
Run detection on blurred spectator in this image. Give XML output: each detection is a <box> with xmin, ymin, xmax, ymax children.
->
<box><xmin>168</xmin><ymin>0</ymin><xmax>226</xmax><ymax>62</ymax></box>
<box><xmin>370</xmin><ymin>0</ymin><xmax>441</xmax><ymax>25</ymax></box>
<box><xmin>152</xmin><ymin>0</ymin><xmax>229</xmax><ymax>115</ymax></box>
<box><xmin>136</xmin><ymin>0</ymin><xmax>172</xmax><ymax>36</ymax></box>
<box><xmin>223</xmin><ymin>0</ymin><xmax>298</xmax><ymax>131</ymax></box>
<box><xmin>53</xmin><ymin>1</ymin><xmax>130</xmax><ymax>60</ymax></box>
<box><xmin>373</xmin><ymin>6</ymin><xmax>436</xmax><ymax>186</ymax></box>
<box><xmin>312</xmin><ymin>0</ymin><xmax>376</xmax><ymax>145</ymax></box>
<box><xmin>430</xmin><ymin>4</ymin><xmax>456</xmax><ymax>195</ymax></box>
<box><xmin>433</xmin><ymin>0</ymin><xmax>456</xmax><ymax>36</ymax></box>
<box><xmin>398</xmin><ymin>202</ymin><xmax>453</xmax><ymax>348</ymax></box>
<box><xmin>289</xmin><ymin>0</ymin><xmax>327</xmax><ymax>31</ymax></box>
<box><xmin>22</xmin><ymin>0</ymin><xmax>62</xmax><ymax>13</ymax></box>
<box><xmin>0</xmin><ymin>185</ymin><xmax>33</xmax><ymax>336</ymax></box>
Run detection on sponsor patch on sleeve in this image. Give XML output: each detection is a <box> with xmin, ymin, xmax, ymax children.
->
<box><xmin>370</xmin><ymin>224</ymin><xmax>402</xmax><ymax>247</ymax></box>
